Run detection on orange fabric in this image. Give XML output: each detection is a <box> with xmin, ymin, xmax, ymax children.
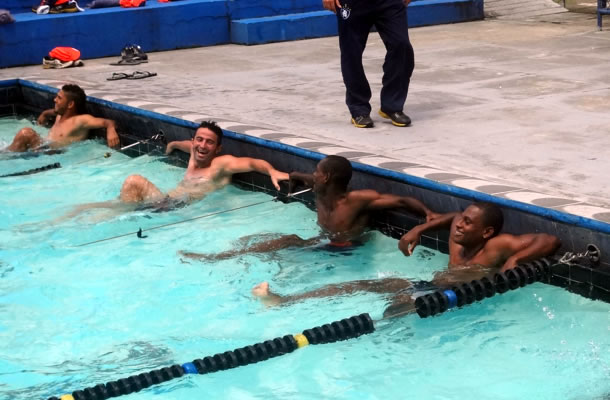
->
<box><xmin>54</xmin><ymin>0</ymin><xmax>69</xmax><ymax>5</ymax></box>
<box><xmin>49</xmin><ymin>47</ymin><xmax>80</xmax><ymax>62</ymax></box>
<box><xmin>327</xmin><ymin>241</ymin><xmax>353</xmax><ymax>248</ymax></box>
<box><xmin>120</xmin><ymin>0</ymin><xmax>145</xmax><ymax>7</ymax></box>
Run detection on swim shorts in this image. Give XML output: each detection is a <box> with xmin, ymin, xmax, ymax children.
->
<box><xmin>135</xmin><ymin>197</ymin><xmax>188</xmax><ymax>213</ymax></box>
<box><xmin>396</xmin><ymin>280</ymin><xmax>440</xmax><ymax>299</ymax></box>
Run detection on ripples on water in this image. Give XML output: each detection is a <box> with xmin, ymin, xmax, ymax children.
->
<box><xmin>0</xmin><ymin>117</ymin><xmax>609</xmax><ymax>399</ymax></box>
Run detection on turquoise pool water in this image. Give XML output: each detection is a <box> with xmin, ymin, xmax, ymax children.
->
<box><xmin>1</xmin><ymin>117</ymin><xmax>609</xmax><ymax>400</ymax></box>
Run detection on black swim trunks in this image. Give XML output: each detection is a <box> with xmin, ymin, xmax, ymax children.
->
<box><xmin>316</xmin><ymin>239</ymin><xmax>364</xmax><ymax>254</ymax></box>
<box><xmin>135</xmin><ymin>197</ymin><xmax>188</xmax><ymax>213</ymax></box>
<box><xmin>2</xmin><ymin>148</ymin><xmax>65</xmax><ymax>160</ymax></box>
<box><xmin>396</xmin><ymin>280</ymin><xmax>440</xmax><ymax>299</ymax></box>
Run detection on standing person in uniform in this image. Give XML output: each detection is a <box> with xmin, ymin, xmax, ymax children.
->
<box><xmin>324</xmin><ymin>0</ymin><xmax>414</xmax><ymax>128</ymax></box>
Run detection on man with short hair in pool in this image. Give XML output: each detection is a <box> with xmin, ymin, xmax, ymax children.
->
<box><xmin>180</xmin><ymin>155</ymin><xmax>439</xmax><ymax>260</ymax></box>
<box><xmin>119</xmin><ymin>120</ymin><xmax>288</xmax><ymax>208</ymax></box>
<box><xmin>61</xmin><ymin>120</ymin><xmax>289</xmax><ymax>218</ymax></box>
<box><xmin>6</xmin><ymin>84</ymin><xmax>120</xmax><ymax>152</ymax></box>
<box><xmin>252</xmin><ymin>202</ymin><xmax>561</xmax><ymax>318</ymax></box>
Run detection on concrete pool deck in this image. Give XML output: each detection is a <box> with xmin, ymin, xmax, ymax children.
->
<box><xmin>1</xmin><ymin>9</ymin><xmax>609</xmax><ymax>224</ymax></box>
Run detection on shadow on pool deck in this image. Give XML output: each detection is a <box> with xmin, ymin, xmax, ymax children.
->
<box><xmin>1</xmin><ymin>7</ymin><xmax>609</xmax><ymax>222</ymax></box>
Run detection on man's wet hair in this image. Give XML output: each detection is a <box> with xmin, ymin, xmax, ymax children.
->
<box><xmin>472</xmin><ymin>202</ymin><xmax>504</xmax><ymax>237</ymax></box>
<box><xmin>320</xmin><ymin>155</ymin><xmax>352</xmax><ymax>190</ymax></box>
<box><xmin>61</xmin><ymin>84</ymin><xmax>87</xmax><ymax>115</ymax></box>
<box><xmin>197</xmin><ymin>120</ymin><xmax>223</xmax><ymax>145</ymax></box>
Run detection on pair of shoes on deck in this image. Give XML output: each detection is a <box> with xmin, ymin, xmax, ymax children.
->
<box><xmin>351</xmin><ymin>110</ymin><xmax>412</xmax><ymax>128</ymax></box>
<box><xmin>43</xmin><ymin>56</ymin><xmax>84</xmax><ymax>69</ymax></box>
<box><xmin>107</xmin><ymin>71</ymin><xmax>157</xmax><ymax>80</ymax></box>
<box><xmin>110</xmin><ymin>45</ymin><xmax>149</xmax><ymax>65</ymax></box>
<box><xmin>32</xmin><ymin>0</ymin><xmax>83</xmax><ymax>14</ymax></box>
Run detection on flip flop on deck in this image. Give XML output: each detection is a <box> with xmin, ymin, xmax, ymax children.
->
<box><xmin>110</xmin><ymin>57</ymin><xmax>148</xmax><ymax>66</ymax></box>
<box><xmin>126</xmin><ymin>71</ymin><xmax>157</xmax><ymax>79</ymax></box>
<box><xmin>107</xmin><ymin>72</ymin><xmax>131</xmax><ymax>80</ymax></box>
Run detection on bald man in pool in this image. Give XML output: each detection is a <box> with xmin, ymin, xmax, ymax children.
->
<box><xmin>179</xmin><ymin>155</ymin><xmax>439</xmax><ymax>260</ymax></box>
<box><xmin>58</xmin><ymin>120</ymin><xmax>288</xmax><ymax>218</ymax></box>
<box><xmin>5</xmin><ymin>84</ymin><xmax>119</xmax><ymax>152</ymax></box>
<box><xmin>252</xmin><ymin>202</ymin><xmax>561</xmax><ymax>318</ymax></box>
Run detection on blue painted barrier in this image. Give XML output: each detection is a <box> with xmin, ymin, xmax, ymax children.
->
<box><xmin>227</xmin><ymin>0</ymin><xmax>323</xmax><ymax>19</ymax></box>
<box><xmin>4</xmin><ymin>0</ymin><xmax>34</xmax><ymax>13</ymax></box>
<box><xmin>230</xmin><ymin>0</ymin><xmax>483</xmax><ymax>45</ymax></box>
<box><xmin>231</xmin><ymin>11</ymin><xmax>338</xmax><ymax>45</ymax></box>
<box><xmin>0</xmin><ymin>0</ymin><xmax>228</xmax><ymax>68</ymax></box>
<box><xmin>0</xmin><ymin>0</ymin><xmax>484</xmax><ymax>68</ymax></box>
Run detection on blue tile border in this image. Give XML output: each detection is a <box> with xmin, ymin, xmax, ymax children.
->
<box><xmin>5</xmin><ymin>77</ymin><xmax>610</xmax><ymax>303</ymax></box>
<box><xmin>11</xmin><ymin>77</ymin><xmax>610</xmax><ymax>235</ymax></box>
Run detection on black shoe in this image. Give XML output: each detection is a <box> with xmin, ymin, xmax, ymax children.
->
<box><xmin>351</xmin><ymin>115</ymin><xmax>374</xmax><ymax>128</ymax></box>
<box><xmin>378</xmin><ymin>110</ymin><xmax>411</xmax><ymax>127</ymax></box>
<box><xmin>49</xmin><ymin>1</ymin><xmax>79</xmax><ymax>13</ymax></box>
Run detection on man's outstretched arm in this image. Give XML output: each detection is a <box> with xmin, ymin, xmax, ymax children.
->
<box><xmin>398</xmin><ymin>212</ymin><xmax>459</xmax><ymax>256</ymax></box>
<box><xmin>219</xmin><ymin>156</ymin><xmax>289</xmax><ymax>190</ymax></box>
<box><xmin>37</xmin><ymin>109</ymin><xmax>56</xmax><ymax>126</ymax></box>
<box><xmin>365</xmin><ymin>192</ymin><xmax>440</xmax><ymax>221</ymax></box>
<box><xmin>497</xmin><ymin>233</ymin><xmax>561</xmax><ymax>272</ymax></box>
<box><xmin>165</xmin><ymin>140</ymin><xmax>192</xmax><ymax>154</ymax></box>
<box><xmin>80</xmin><ymin>115</ymin><xmax>120</xmax><ymax>148</ymax></box>
<box><xmin>288</xmin><ymin>171</ymin><xmax>314</xmax><ymax>193</ymax></box>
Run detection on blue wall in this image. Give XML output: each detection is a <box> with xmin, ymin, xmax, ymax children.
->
<box><xmin>0</xmin><ymin>0</ymin><xmax>484</xmax><ymax>68</ymax></box>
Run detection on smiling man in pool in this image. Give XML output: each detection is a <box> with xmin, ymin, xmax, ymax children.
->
<box><xmin>59</xmin><ymin>120</ymin><xmax>288</xmax><ymax>218</ymax></box>
<box><xmin>119</xmin><ymin>120</ymin><xmax>287</xmax><ymax>208</ymax></box>
<box><xmin>252</xmin><ymin>202</ymin><xmax>561</xmax><ymax>317</ymax></box>
<box><xmin>5</xmin><ymin>84</ymin><xmax>120</xmax><ymax>152</ymax></box>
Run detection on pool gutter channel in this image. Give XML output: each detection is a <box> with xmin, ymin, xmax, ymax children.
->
<box><xmin>3</xmin><ymin>80</ymin><xmax>610</xmax><ymax>305</ymax></box>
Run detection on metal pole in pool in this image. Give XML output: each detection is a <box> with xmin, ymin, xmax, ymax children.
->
<box><xmin>2</xmin><ymin>138</ymin><xmax>157</xmax><ymax>176</ymax></box>
<box><xmin>74</xmin><ymin>132</ymin><xmax>166</xmax><ymax>165</ymax></box>
<box><xmin>47</xmin><ymin>255</ymin><xmax>581</xmax><ymax>400</ymax></box>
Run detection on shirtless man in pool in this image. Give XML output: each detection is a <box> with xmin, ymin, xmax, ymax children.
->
<box><xmin>6</xmin><ymin>84</ymin><xmax>119</xmax><ymax>152</ymax></box>
<box><xmin>180</xmin><ymin>155</ymin><xmax>439</xmax><ymax>260</ymax></box>
<box><xmin>61</xmin><ymin>120</ymin><xmax>288</xmax><ymax>217</ymax></box>
<box><xmin>119</xmin><ymin>120</ymin><xmax>288</xmax><ymax>206</ymax></box>
<box><xmin>252</xmin><ymin>202</ymin><xmax>561</xmax><ymax>318</ymax></box>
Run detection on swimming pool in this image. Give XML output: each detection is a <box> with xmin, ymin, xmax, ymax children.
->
<box><xmin>1</xmin><ymin>116</ymin><xmax>609</xmax><ymax>399</ymax></box>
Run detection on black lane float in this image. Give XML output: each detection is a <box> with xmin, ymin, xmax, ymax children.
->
<box><xmin>46</xmin><ymin>258</ymin><xmax>561</xmax><ymax>400</ymax></box>
<box><xmin>0</xmin><ymin>162</ymin><xmax>61</xmax><ymax>178</ymax></box>
<box><xmin>46</xmin><ymin>258</ymin><xmax>565</xmax><ymax>399</ymax></box>
<box><xmin>47</xmin><ymin>314</ymin><xmax>375</xmax><ymax>400</ymax></box>
<box><xmin>414</xmin><ymin>257</ymin><xmax>554</xmax><ymax>318</ymax></box>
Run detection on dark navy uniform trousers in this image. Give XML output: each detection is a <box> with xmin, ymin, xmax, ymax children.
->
<box><xmin>337</xmin><ymin>0</ymin><xmax>414</xmax><ymax>118</ymax></box>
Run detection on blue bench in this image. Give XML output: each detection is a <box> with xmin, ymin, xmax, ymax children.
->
<box><xmin>231</xmin><ymin>0</ymin><xmax>484</xmax><ymax>45</ymax></box>
<box><xmin>4</xmin><ymin>0</ymin><xmax>37</xmax><ymax>14</ymax></box>
<box><xmin>0</xmin><ymin>0</ymin><xmax>484</xmax><ymax>68</ymax></box>
<box><xmin>0</xmin><ymin>0</ymin><xmax>228</xmax><ymax>68</ymax></box>
<box><xmin>227</xmin><ymin>0</ymin><xmax>323</xmax><ymax>20</ymax></box>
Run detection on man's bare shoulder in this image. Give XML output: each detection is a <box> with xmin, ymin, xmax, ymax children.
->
<box><xmin>68</xmin><ymin>113</ymin><xmax>94</xmax><ymax>121</ymax></box>
<box><xmin>484</xmin><ymin>233</ymin><xmax>522</xmax><ymax>250</ymax></box>
<box><xmin>62</xmin><ymin>113</ymin><xmax>93</xmax><ymax>126</ymax></box>
<box><xmin>345</xmin><ymin>189</ymin><xmax>381</xmax><ymax>201</ymax></box>
<box><xmin>210</xmin><ymin>154</ymin><xmax>236</xmax><ymax>165</ymax></box>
